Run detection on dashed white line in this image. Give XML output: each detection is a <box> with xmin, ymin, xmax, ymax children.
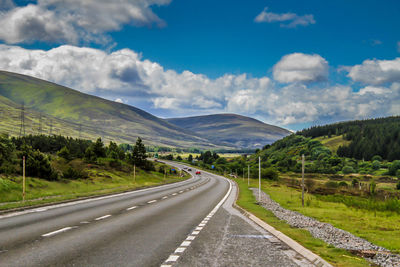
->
<box><xmin>166</xmin><ymin>255</ymin><xmax>179</xmax><ymax>262</ymax></box>
<box><xmin>172</xmin><ymin>193</ymin><xmax>177</xmax><ymax>196</ymax></box>
<box><xmin>162</xmin><ymin>196</ymin><xmax>168</xmax><ymax>199</ymax></box>
<box><xmin>80</xmin><ymin>221</ymin><xmax>90</xmax><ymax>224</ymax></box>
<box><xmin>179</xmin><ymin>191</ymin><xmax>184</xmax><ymax>193</ymax></box>
<box><xmin>192</xmin><ymin>231</ymin><xmax>200</xmax><ymax>235</ymax></box>
<box><xmin>147</xmin><ymin>200</ymin><xmax>157</xmax><ymax>204</ymax></box>
<box><xmin>126</xmin><ymin>206</ymin><xmax>137</xmax><ymax>210</ymax></box>
<box><xmin>95</xmin><ymin>215</ymin><xmax>111</xmax><ymax>221</ymax></box>
<box><xmin>175</xmin><ymin>247</ymin><xmax>186</xmax><ymax>253</ymax></box>
<box><xmin>186</xmin><ymin>236</ymin><xmax>196</xmax><ymax>241</ymax></box>
<box><xmin>180</xmin><ymin>241</ymin><xmax>191</xmax><ymax>247</ymax></box>
<box><xmin>42</xmin><ymin>227</ymin><xmax>73</xmax><ymax>237</ymax></box>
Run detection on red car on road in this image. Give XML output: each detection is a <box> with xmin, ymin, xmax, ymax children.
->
<box><xmin>195</xmin><ymin>171</ymin><xmax>201</xmax><ymax>175</ymax></box>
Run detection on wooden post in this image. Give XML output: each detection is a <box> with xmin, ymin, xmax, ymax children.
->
<box><xmin>164</xmin><ymin>169</ymin><xmax>166</xmax><ymax>180</ymax></box>
<box><xmin>302</xmin><ymin>154</ymin><xmax>305</xmax><ymax>207</ymax></box>
<box><xmin>22</xmin><ymin>156</ymin><xmax>26</xmax><ymax>202</ymax></box>
<box><xmin>248</xmin><ymin>165</ymin><xmax>250</xmax><ymax>186</ymax></box>
<box><xmin>258</xmin><ymin>157</ymin><xmax>261</xmax><ymax>202</ymax></box>
<box><xmin>242</xmin><ymin>168</ymin><xmax>244</xmax><ymax>181</ymax></box>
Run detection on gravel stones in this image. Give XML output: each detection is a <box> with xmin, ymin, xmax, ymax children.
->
<box><xmin>250</xmin><ymin>188</ymin><xmax>400</xmax><ymax>267</ymax></box>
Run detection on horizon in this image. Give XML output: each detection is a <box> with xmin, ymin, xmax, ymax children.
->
<box><xmin>0</xmin><ymin>0</ymin><xmax>399</xmax><ymax>130</ymax></box>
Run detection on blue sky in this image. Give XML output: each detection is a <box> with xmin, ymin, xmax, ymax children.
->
<box><xmin>1</xmin><ymin>0</ymin><xmax>400</xmax><ymax>130</ymax></box>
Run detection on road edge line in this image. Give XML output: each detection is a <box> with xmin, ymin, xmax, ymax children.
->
<box><xmin>230</xmin><ymin>179</ymin><xmax>332</xmax><ymax>267</ymax></box>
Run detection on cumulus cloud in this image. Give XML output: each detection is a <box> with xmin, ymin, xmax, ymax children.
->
<box><xmin>254</xmin><ymin>7</ymin><xmax>315</xmax><ymax>28</ymax></box>
<box><xmin>0</xmin><ymin>0</ymin><xmax>170</xmax><ymax>44</ymax></box>
<box><xmin>0</xmin><ymin>44</ymin><xmax>398</xmax><ymax>127</ymax></box>
<box><xmin>273</xmin><ymin>53</ymin><xmax>329</xmax><ymax>83</ymax></box>
<box><xmin>347</xmin><ymin>58</ymin><xmax>400</xmax><ymax>85</ymax></box>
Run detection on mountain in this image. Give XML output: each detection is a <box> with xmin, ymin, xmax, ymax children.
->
<box><xmin>166</xmin><ymin>114</ymin><xmax>291</xmax><ymax>148</ymax></box>
<box><xmin>0</xmin><ymin>71</ymin><xmax>223</xmax><ymax>149</ymax></box>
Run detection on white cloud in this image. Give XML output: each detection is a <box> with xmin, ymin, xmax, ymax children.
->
<box><xmin>254</xmin><ymin>7</ymin><xmax>315</xmax><ymax>28</ymax></box>
<box><xmin>348</xmin><ymin>58</ymin><xmax>400</xmax><ymax>85</ymax></box>
<box><xmin>0</xmin><ymin>44</ymin><xmax>398</xmax><ymax>127</ymax></box>
<box><xmin>273</xmin><ymin>53</ymin><xmax>328</xmax><ymax>83</ymax></box>
<box><xmin>0</xmin><ymin>0</ymin><xmax>170</xmax><ymax>44</ymax></box>
<box><xmin>115</xmin><ymin>98</ymin><xmax>124</xmax><ymax>103</ymax></box>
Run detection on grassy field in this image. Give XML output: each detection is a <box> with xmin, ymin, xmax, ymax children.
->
<box><xmin>0</xmin><ymin>163</ymin><xmax>189</xmax><ymax>211</ymax></box>
<box><xmin>315</xmin><ymin>135</ymin><xmax>351</xmax><ymax>153</ymax></box>
<box><xmin>241</xmin><ymin>177</ymin><xmax>400</xmax><ymax>253</ymax></box>
<box><xmin>234</xmin><ymin>178</ymin><xmax>371</xmax><ymax>266</ymax></box>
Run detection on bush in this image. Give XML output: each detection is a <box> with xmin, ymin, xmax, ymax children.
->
<box><xmin>389</xmin><ymin>160</ymin><xmax>400</xmax><ymax>176</ymax></box>
<box><xmin>342</xmin><ymin>165</ymin><xmax>356</xmax><ymax>174</ymax></box>
<box><xmin>305</xmin><ymin>178</ymin><xmax>315</xmax><ymax>191</ymax></box>
<box><xmin>58</xmin><ymin>146</ymin><xmax>71</xmax><ymax>161</ymax></box>
<box><xmin>261</xmin><ymin>168</ymin><xmax>278</xmax><ymax>180</ymax></box>
<box><xmin>371</xmin><ymin>160</ymin><xmax>381</xmax><ymax>170</ymax></box>
<box><xmin>338</xmin><ymin>181</ymin><xmax>348</xmax><ymax>187</ymax></box>
<box><xmin>397</xmin><ymin>181</ymin><xmax>400</xmax><ymax>190</ymax></box>
<box><xmin>23</xmin><ymin>149</ymin><xmax>58</xmax><ymax>180</ymax></box>
<box><xmin>372</xmin><ymin>155</ymin><xmax>382</xmax><ymax>162</ymax></box>
<box><xmin>62</xmin><ymin>166</ymin><xmax>88</xmax><ymax>179</ymax></box>
<box><xmin>325</xmin><ymin>181</ymin><xmax>339</xmax><ymax>188</ymax></box>
<box><xmin>352</xmin><ymin>178</ymin><xmax>359</xmax><ymax>188</ymax></box>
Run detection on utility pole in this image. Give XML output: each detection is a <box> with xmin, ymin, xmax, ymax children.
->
<box><xmin>22</xmin><ymin>156</ymin><xmax>26</xmax><ymax>201</ymax></box>
<box><xmin>302</xmin><ymin>154</ymin><xmax>305</xmax><ymax>207</ymax></box>
<box><xmin>258</xmin><ymin>157</ymin><xmax>261</xmax><ymax>202</ymax></box>
<box><xmin>248</xmin><ymin>165</ymin><xmax>250</xmax><ymax>186</ymax></box>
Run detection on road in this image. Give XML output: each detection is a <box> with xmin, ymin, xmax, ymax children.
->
<box><xmin>0</xmin><ymin>161</ymin><xmax>313</xmax><ymax>266</ymax></box>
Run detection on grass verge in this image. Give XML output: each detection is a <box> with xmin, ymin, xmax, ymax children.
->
<box><xmin>234</xmin><ymin>178</ymin><xmax>371</xmax><ymax>267</ymax></box>
<box><xmin>0</xmin><ymin>165</ymin><xmax>189</xmax><ymax>211</ymax></box>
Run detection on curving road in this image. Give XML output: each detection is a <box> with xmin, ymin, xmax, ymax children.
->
<box><xmin>0</xmin><ymin>161</ymin><xmax>313</xmax><ymax>266</ymax></box>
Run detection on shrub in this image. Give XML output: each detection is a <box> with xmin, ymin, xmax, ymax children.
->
<box><xmin>371</xmin><ymin>155</ymin><xmax>382</xmax><ymax>162</ymax></box>
<box><xmin>325</xmin><ymin>181</ymin><xmax>339</xmax><ymax>188</ymax></box>
<box><xmin>58</xmin><ymin>146</ymin><xmax>71</xmax><ymax>161</ymax></box>
<box><xmin>305</xmin><ymin>178</ymin><xmax>315</xmax><ymax>191</ymax></box>
<box><xmin>352</xmin><ymin>178</ymin><xmax>359</xmax><ymax>188</ymax></box>
<box><xmin>397</xmin><ymin>181</ymin><xmax>400</xmax><ymax>190</ymax></box>
<box><xmin>62</xmin><ymin>166</ymin><xmax>88</xmax><ymax>179</ymax></box>
<box><xmin>261</xmin><ymin>168</ymin><xmax>278</xmax><ymax>180</ymax></box>
<box><xmin>389</xmin><ymin>160</ymin><xmax>400</xmax><ymax>176</ymax></box>
<box><xmin>371</xmin><ymin>160</ymin><xmax>381</xmax><ymax>170</ymax></box>
<box><xmin>342</xmin><ymin>165</ymin><xmax>356</xmax><ymax>174</ymax></box>
<box><xmin>338</xmin><ymin>181</ymin><xmax>348</xmax><ymax>187</ymax></box>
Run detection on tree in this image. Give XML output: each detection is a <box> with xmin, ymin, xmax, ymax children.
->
<box><xmin>188</xmin><ymin>154</ymin><xmax>193</xmax><ymax>162</ymax></box>
<box><xmin>92</xmin><ymin>138</ymin><xmax>106</xmax><ymax>158</ymax></box>
<box><xmin>130</xmin><ymin>137</ymin><xmax>147</xmax><ymax>167</ymax></box>
<box><xmin>57</xmin><ymin>146</ymin><xmax>71</xmax><ymax>161</ymax></box>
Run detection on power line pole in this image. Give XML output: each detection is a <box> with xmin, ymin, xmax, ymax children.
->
<box><xmin>248</xmin><ymin>165</ymin><xmax>250</xmax><ymax>186</ymax></box>
<box><xmin>302</xmin><ymin>154</ymin><xmax>305</xmax><ymax>207</ymax></box>
<box><xmin>258</xmin><ymin>157</ymin><xmax>261</xmax><ymax>202</ymax></box>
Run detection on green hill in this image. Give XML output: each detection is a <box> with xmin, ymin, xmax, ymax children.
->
<box><xmin>0</xmin><ymin>71</ymin><xmax>221</xmax><ymax>149</ymax></box>
<box><xmin>166</xmin><ymin>114</ymin><xmax>291</xmax><ymax>149</ymax></box>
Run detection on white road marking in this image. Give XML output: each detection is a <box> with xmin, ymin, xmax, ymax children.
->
<box><xmin>192</xmin><ymin>231</ymin><xmax>200</xmax><ymax>235</ymax></box>
<box><xmin>0</xmin><ymin>175</ymin><xmax>196</xmax><ymax>220</ymax></box>
<box><xmin>195</xmin><ymin>227</ymin><xmax>203</xmax><ymax>230</ymax></box>
<box><xmin>172</xmin><ymin>193</ymin><xmax>177</xmax><ymax>196</ymax></box>
<box><xmin>175</xmin><ymin>247</ymin><xmax>186</xmax><ymax>253</ymax></box>
<box><xmin>162</xmin><ymin>196</ymin><xmax>168</xmax><ymax>199</ymax></box>
<box><xmin>199</xmin><ymin>223</ymin><xmax>206</xmax><ymax>227</ymax></box>
<box><xmin>186</xmin><ymin>236</ymin><xmax>196</xmax><ymax>241</ymax></box>
<box><xmin>80</xmin><ymin>221</ymin><xmax>90</xmax><ymax>224</ymax></box>
<box><xmin>42</xmin><ymin>227</ymin><xmax>73</xmax><ymax>237</ymax></box>
<box><xmin>95</xmin><ymin>215</ymin><xmax>111</xmax><ymax>221</ymax></box>
<box><xmin>179</xmin><ymin>191</ymin><xmax>184</xmax><ymax>193</ymax></box>
<box><xmin>166</xmin><ymin>255</ymin><xmax>179</xmax><ymax>262</ymax></box>
<box><xmin>147</xmin><ymin>200</ymin><xmax>157</xmax><ymax>204</ymax></box>
<box><xmin>160</xmin><ymin>265</ymin><xmax>172</xmax><ymax>267</ymax></box>
<box><xmin>126</xmin><ymin>206</ymin><xmax>137</xmax><ymax>210</ymax></box>
<box><xmin>180</xmin><ymin>241</ymin><xmax>191</xmax><ymax>247</ymax></box>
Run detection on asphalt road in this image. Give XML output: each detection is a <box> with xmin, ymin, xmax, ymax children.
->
<box><xmin>0</xmin><ymin>163</ymin><xmax>229</xmax><ymax>267</ymax></box>
<box><xmin>0</xmin><ymin>162</ymin><xmax>312</xmax><ymax>267</ymax></box>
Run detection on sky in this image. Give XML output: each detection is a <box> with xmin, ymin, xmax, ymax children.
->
<box><xmin>0</xmin><ymin>0</ymin><xmax>399</xmax><ymax>131</ymax></box>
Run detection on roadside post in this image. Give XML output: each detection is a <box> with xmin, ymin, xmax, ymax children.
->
<box><xmin>258</xmin><ymin>157</ymin><xmax>261</xmax><ymax>202</ymax></box>
<box><xmin>22</xmin><ymin>156</ymin><xmax>26</xmax><ymax>202</ymax></box>
<box><xmin>248</xmin><ymin>165</ymin><xmax>250</xmax><ymax>186</ymax></box>
<box><xmin>302</xmin><ymin>154</ymin><xmax>305</xmax><ymax>207</ymax></box>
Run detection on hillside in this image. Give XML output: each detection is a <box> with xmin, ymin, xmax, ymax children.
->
<box><xmin>166</xmin><ymin>114</ymin><xmax>291</xmax><ymax>149</ymax></box>
<box><xmin>299</xmin><ymin>117</ymin><xmax>400</xmax><ymax>161</ymax></box>
<box><xmin>0</xmin><ymin>71</ymin><xmax>221</xmax><ymax>149</ymax></box>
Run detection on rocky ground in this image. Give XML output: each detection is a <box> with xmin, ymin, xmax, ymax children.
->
<box><xmin>250</xmin><ymin>188</ymin><xmax>400</xmax><ymax>267</ymax></box>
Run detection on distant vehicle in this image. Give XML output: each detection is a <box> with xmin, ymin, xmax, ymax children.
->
<box><xmin>196</xmin><ymin>171</ymin><xmax>201</xmax><ymax>175</ymax></box>
<box><xmin>188</xmin><ymin>168</ymin><xmax>192</xmax><ymax>171</ymax></box>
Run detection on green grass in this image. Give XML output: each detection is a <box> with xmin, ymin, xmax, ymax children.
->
<box><xmin>234</xmin><ymin>178</ymin><xmax>371</xmax><ymax>266</ymax></box>
<box><xmin>315</xmin><ymin>135</ymin><xmax>351</xmax><ymax>153</ymax></box>
<box><xmin>0</xmin><ymin>165</ymin><xmax>189</xmax><ymax>211</ymax></box>
<box><xmin>252</xmin><ymin>179</ymin><xmax>400</xmax><ymax>254</ymax></box>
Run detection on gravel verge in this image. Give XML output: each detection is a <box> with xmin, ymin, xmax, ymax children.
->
<box><xmin>250</xmin><ymin>188</ymin><xmax>400</xmax><ymax>267</ymax></box>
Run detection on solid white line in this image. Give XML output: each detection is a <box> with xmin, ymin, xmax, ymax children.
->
<box><xmin>147</xmin><ymin>200</ymin><xmax>157</xmax><ymax>204</ymax></box>
<box><xmin>127</xmin><ymin>206</ymin><xmax>137</xmax><ymax>210</ymax></box>
<box><xmin>95</xmin><ymin>214</ymin><xmax>111</xmax><ymax>221</ymax></box>
<box><xmin>42</xmin><ymin>227</ymin><xmax>73</xmax><ymax>237</ymax></box>
<box><xmin>0</xmin><ymin>173</ymin><xmax>197</xmax><ymax>220</ymax></box>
